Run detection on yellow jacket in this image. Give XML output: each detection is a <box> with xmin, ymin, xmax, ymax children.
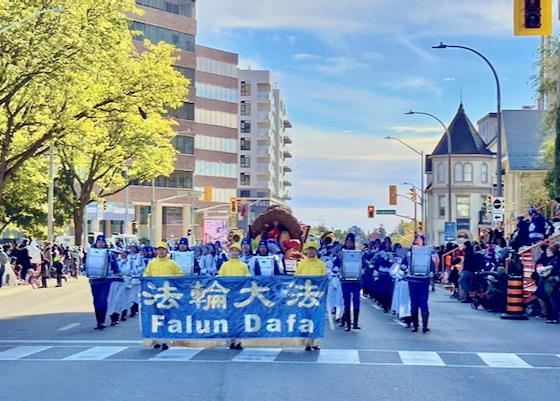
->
<box><xmin>295</xmin><ymin>257</ymin><xmax>326</xmax><ymax>276</ymax></box>
<box><xmin>218</xmin><ymin>259</ymin><xmax>249</xmax><ymax>276</ymax></box>
<box><xmin>144</xmin><ymin>257</ymin><xmax>183</xmax><ymax>277</ymax></box>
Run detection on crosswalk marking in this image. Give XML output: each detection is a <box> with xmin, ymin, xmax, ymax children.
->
<box><xmin>399</xmin><ymin>351</ymin><xmax>445</xmax><ymax>366</ymax></box>
<box><xmin>63</xmin><ymin>346</ymin><xmax>128</xmax><ymax>361</ymax></box>
<box><xmin>477</xmin><ymin>352</ymin><xmax>531</xmax><ymax>368</ymax></box>
<box><xmin>0</xmin><ymin>346</ymin><xmax>52</xmax><ymax>360</ymax></box>
<box><xmin>232</xmin><ymin>348</ymin><xmax>283</xmax><ymax>363</ymax></box>
<box><xmin>57</xmin><ymin>323</ymin><xmax>81</xmax><ymax>331</ymax></box>
<box><xmin>149</xmin><ymin>347</ymin><xmax>204</xmax><ymax>361</ymax></box>
<box><xmin>317</xmin><ymin>349</ymin><xmax>360</xmax><ymax>364</ymax></box>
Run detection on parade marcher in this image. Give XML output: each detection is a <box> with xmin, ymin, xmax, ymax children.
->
<box><xmin>200</xmin><ymin>245</ymin><xmax>217</xmax><ymax>276</ymax></box>
<box><xmin>374</xmin><ymin>238</ymin><xmax>394</xmax><ymax>313</ymax></box>
<box><xmin>336</xmin><ymin>233</ymin><xmax>364</xmax><ymax>331</ymax></box>
<box><xmin>403</xmin><ymin>235</ymin><xmax>435</xmax><ymax>333</ymax></box>
<box><xmin>320</xmin><ymin>241</ymin><xmax>344</xmax><ymax>322</ymax></box>
<box><xmin>239</xmin><ymin>237</ymin><xmax>254</xmax><ymax>265</ymax></box>
<box><xmin>84</xmin><ymin>235</ymin><xmax>119</xmax><ymax>330</ymax></box>
<box><xmin>126</xmin><ymin>242</ymin><xmax>146</xmax><ymax>319</ymax></box>
<box><xmin>144</xmin><ymin>241</ymin><xmax>183</xmax><ymax>350</ymax></box>
<box><xmin>107</xmin><ymin>248</ymin><xmax>129</xmax><ymax>326</ymax></box>
<box><xmin>217</xmin><ymin>242</ymin><xmax>250</xmax><ymax>350</ymax></box>
<box><xmin>214</xmin><ymin>241</ymin><xmax>229</xmax><ymax>270</ymax></box>
<box><xmin>390</xmin><ymin>251</ymin><xmax>411</xmax><ymax>327</ymax></box>
<box><xmin>296</xmin><ymin>240</ymin><xmax>326</xmax><ymax>351</ymax></box>
<box><xmin>250</xmin><ymin>239</ymin><xmax>282</xmax><ymax>276</ymax></box>
<box><xmin>171</xmin><ymin>237</ymin><xmax>197</xmax><ymax>276</ymax></box>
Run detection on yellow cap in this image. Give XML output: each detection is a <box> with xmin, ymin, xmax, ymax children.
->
<box><xmin>303</xmin><ymin>240</ymin><xmax>319</xmax><ymax>252</ymax></box>
<box><xmin>229</xmin><ymin>242</ymin><xmax>241</xmax><ymax>250</ymax></box>
<box><xmin>156</xmin><ymin>241</ymin><xmax>168</xmax><ymax>250</ymax></box>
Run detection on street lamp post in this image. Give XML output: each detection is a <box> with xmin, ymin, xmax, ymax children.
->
<box><xmin>384</xmin><ymin>136</ymin><xmax>425</xmax><ymax>227</ymax></box>
<box><xmin>0</xmin><ymin>5</ymin><xmax>64</xmax><ymax>34</ymax></box>
<box><xmin>405</xmin><ymin>111</ymin><xmax>453</xmax><ymax>229</ymax></box>
<box><xmin>432</xmin><ymin>42</ymin><xmax>502</xmax><ymax>197</ymax></box>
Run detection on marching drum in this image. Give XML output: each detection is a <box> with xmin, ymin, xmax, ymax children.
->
<box><xmin>341</xmin><ymin>250</ymin><xmax>362</xmax><ymax>281</ymax></box>
<box><xmin>410</xmin><ymin>246</ymin><xmax>432</xmax><ymax>277</ymax></box>
<box><xmin>86</xmin><ymin>248</ymin><xmax>109</xmax><ymax>279</ymax></box>
<box><xmin>255</xmin><ymin>256</ymin><xmax>274</xmax><ymax>276</ymax></box>
<box><xmin>172</xmin><ymin>251</ymin><xmax>195</xmax><ymax>275</ymax></box>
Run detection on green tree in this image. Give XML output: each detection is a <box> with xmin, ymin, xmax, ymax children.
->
<box><xmin>346</xmin><ymin>225</ymin><xmax>367</xmax><ymax>246</ymax></box>
<box><xmin>390</xmin><ymin>220</ymin><xmax>415</xmax><ymax>247</ymax></box>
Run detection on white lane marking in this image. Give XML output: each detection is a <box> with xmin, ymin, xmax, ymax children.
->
<box><xmin>149</xmin><ymin>348</ymin><xmax>204</xmax><ymax>361</ymax></box>
<box><xmin>63</xmin><ymin>346</ymin><xmax>128</xmax><ymax>360</ymax></box>
<box><xmin>399</xmin><ymin>351</ymin><xmax>445</xmax><ymax>366</ymax></box>
<box><xmin>478</xmin><ymin>353</ymin><xmax>531</xmax><ymax>368</ymax></box>
<box><xmin>233</xmin><ymin>348</ymin><xmax>283</xmax><ymax>363</ymax></box>
<box><xmin>57</xmin><ymin>323</ymin><xmax>81</xmax><ymax>331</ymax></box>
<box><xmin>317</xmin><ymin>349</ymin><xmax>360</xmax><ymax>364</ymax></box>
<box><xmin>393</xmin><ymin>319</ymin><xmax>408</xmax><ymax>327</ymax></box>
<box><xmin>0</xmin><ymin>346</ymin><xmax>52</xmax><ymax>360</ymax></box>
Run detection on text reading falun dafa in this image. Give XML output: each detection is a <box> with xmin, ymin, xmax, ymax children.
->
<box><xmin>140</xmin><ymin>276</ymin><xmax>328</xmax><ymax>339</ymax></box>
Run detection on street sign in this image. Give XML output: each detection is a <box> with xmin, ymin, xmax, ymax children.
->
<box><xmin>376</xmin><ymin>209</ymin><xmax>396</xmax><ymax>215</ymax></box>
<box><xmin>492</xmin><ymin>213</ymin><xmax>504</xmax><ymax>223</ymax></box>
<box><xmin>492</xmin><ymin>197</ymin><xmax>504</xmax><ymax>212</ymax></box>
<box><xmin>444</xmin><ymin>221</ymin><xmax>456</xmax><ymax>242</ymax></box>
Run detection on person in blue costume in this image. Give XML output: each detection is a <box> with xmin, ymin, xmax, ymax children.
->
<box><xmin>335</xmin><ymin>233</ymin><xmax>364</xmax><ymax>331</ymax></box>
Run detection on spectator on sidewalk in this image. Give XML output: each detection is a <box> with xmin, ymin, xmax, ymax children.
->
<box><xmin>0</xmin><ymin>245</ymin><xmax>8</xmax><ymax>288</ymax></box>
<box><xmin>15</xmin><ymin>239</ymin><xmax>31</xmax><ymax>279</ymax></box>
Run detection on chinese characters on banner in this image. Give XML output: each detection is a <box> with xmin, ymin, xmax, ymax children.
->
<box><xmin>140</xmin><ymin>276</ymin><xmax>328</xmax><ymax>339</ymax></box>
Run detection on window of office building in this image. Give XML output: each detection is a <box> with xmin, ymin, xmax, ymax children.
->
<box><xmin>240</xmin><ymin>138</ymin><xmax>251</xmax><ymax>151</ymax></box>
<box><xmin>456</xmin><ymin>196</ymin><xmax>470</xmax><ymax>217</ymax></box>
<box><xmin>171</xmin><ymin>135</ymin><xmax>194</xmax><ymax>155</ymax></box>
<box><xmin>239</xmin><ymin>190</ymin><xmax>251</xmax><ymax>197</ymax></box>
<box><xmin>195</xmin><ymin>135</ymin><xmax>236</xmax><ymax>153</ymax></box>
<box><xmin>240</xmin><ymin>120</ymin><xmax>251</xmax><ymax>133</ymax></box>
<box><xmin>438</xmin><ymin>196</ymin><xmax>445</xmax><ymax>217</ymax></box>
<box><xmin>240</xmin><ymin>155</ymin><xmax>251</xmax><ymax>168</ymax></box>
<box><xmin>195</xmin><ymin>161</ymin><xmax>236</xmax><ymax>178</ymax></box>
<box><xmin>174</xmin><ymin>66</ymin><xmax>195</xmax><ymax>83</ymax></box>
<box><xmin>240</xmin><ymin>101</ymin><xmax>251</xmax><ymax>116</ymax></box>
<box><xmin>195</xmin><ymin>82</ymin><xmax>237</xmax><ymax>103</ymax></box>
<box><xmin>195</xmin><ymin>108</ymin><xmax>237</xmax><ymax>129</ymax></box>
<box><xmin>169</xmin><ymin>102</ymin><xmax>194</xmax><ymax>120</ymax></box>
<box><xmin>135</xmin><ymin>0</ymin><xmax>195</xmax><ymax>18</ymax></box>
<box><xmin>196</xmin><ymin>57</ymin><xmax>237</xmax><ymax>78</ymax></box>
<box><xmin>163</xmin><ymin>207</ymin><xmax>183</xmax><ymax>225</ymax></box>
<box><xmin>131</xmin><ymin>22</ymin><xmax>195</xmax><ymax>52</ymax></box>
<box><xmin>240</xmin><ymin>173</ymin><xmax>251</xmax><ymax>186</ymax></box>
<box><xmin>241</xmin><ymin>81</ymin><xmax>251</xmax><ymax>96</ymax></box>
<box><xmin>154</xmin><ymin>170</ymin><xmax>193</xmax><ymax>188</ymax></box>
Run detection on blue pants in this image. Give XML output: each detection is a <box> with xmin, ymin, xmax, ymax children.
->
<box><xmin>90</xmin><ymin>279</ymin><xmax>111</xmax><ymax>324</ymax></box>
<box><xmin>342</xmin><ymin>281</ymin><xmax>361</xmax><ymax>315</ymax></box>
<box><xmin>409</xmin><ymin>280</ymin><xmax>430</xmax><ymax>315</ymax></box>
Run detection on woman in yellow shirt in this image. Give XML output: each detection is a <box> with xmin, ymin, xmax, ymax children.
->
<box><xmin>296</xmin><ymin>240</ymin><xmax>326</xmax><ymax>351</ymax></box>
<box><xmin>217</xmin><ymin>242</ymin><xmax>249</xmax><ymax>350</ymax></box>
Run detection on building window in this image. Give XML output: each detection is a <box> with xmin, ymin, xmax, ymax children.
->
<box><xmin>240</xmin><ymin>120</ymin><xmax>251</xmax><ymax>133</ymax></box>
<box><xmin>131</xmin><ymin>22</ymin><xmax>195</xmax><ymax>52</ymax></box>
<box><xmin>239</xmin><ymin>190</ymin><xmax>251</xmax><ymax>198</ymax></box>
<box><xmin>195</xmin><ymin>108</ymin><xmax>237</xmax><ymax>128</ymax></box>
<box><xmin>454</xmin><ymin>163</ymin><xmax>463</xmax><ymax>182</ymax></box>
<box><xmin>456</xmin><ymin>196</ymin><xmax>470</xmax><ymax>217</ymax></box>
<box><xmin>154</xmin><ymin>170</ymin><xmax>193</xmax><ymax>189</ymax></box>
<box><xmin>135</xmin><ymin>0</ymin><xmax>195</xmax><ymax>18</ymax></box>
<box><xmin>171</xmin><ymin>135</ymin><xmax>194</xmax><ymax>155</ymax></box>
<box><xmin>174</xmin><ymin>66</ymin><xmax>195</xmax><ymax>83</ymax></box>
<box><xmin>481</xmin><ymin>162</ymin><xmax>488</xmax><ymax>183</ymax></box>
<box><xmin>169</xmin><ymin>102</ymin><xmax>194</xmax><ymax>120</ymax></box>
<box><xmin>240</xmin><ymin>101</ymin><xmax>251</xmax><ymax>116</ymax></box>
<box><xmin>195</xmin><ymin>82</ymin><xmax>238</xmax><ymax>103</ymax></box>
<box><xmin>240</xmin><ymin>173</ymin><xmax>251</xmax><ymax>186</ymax></box>
<box><xmin>241</xmin><ymin>81</ymin><xmax>251</xmax><ymax>96</ymax></box>
<box><xmin>437</xmin><ymin>163</ymin><xmax>445</xmax><ymax>183</ymax></box>
<box><xmin>463</xmin><ymin>163</ymin><xmax>473</xmax><ymax>182</ymax></box>
<box><xmin>240</xmin><ymin>155</ymin><xmax>251</xmax><ymax>168</ymax></box>
<box><xmin>196</xmin><ymin>57</ymin><xmax>237</xmax><ymax>78</ymax></box>
<box><xmin>195</xmin><ymin>161</ymin><xmax>236</xmax><ymax>178</ymax></box>
<box><xmin>240</xmin><ymin>138</ymin><xmax>251</xmax><ymax>151</ymax></box>
<box><xmin>438</xmin><ymin>195</ymin><xmax>445</xmax><ymax>218</ymax></box>
<box><xmin>195</xmin><ymin>135</ymin><xmax>236</xmax><ymax>153</ymax></box>
<box><xmin>163</xmin><ymin>207</ymin><xmax>183</xmax><ymax>225</ymax></box>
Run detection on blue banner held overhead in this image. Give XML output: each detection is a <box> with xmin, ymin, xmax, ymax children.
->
<box><xmin>140</xmin><ymin>276</ymin><xmax>328</xmax><ymax>339</ymax></box>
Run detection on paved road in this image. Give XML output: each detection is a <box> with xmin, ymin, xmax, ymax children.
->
<box><xmin>1</xmin><ymin>278</ymin><xmax>559</xmax><ymax>401</ymax></box>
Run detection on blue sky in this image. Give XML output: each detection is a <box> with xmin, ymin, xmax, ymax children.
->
<box><xmin>196</xmin><ymin>0</ymin><xmax>547</xmax><ymax>232</ymax></box>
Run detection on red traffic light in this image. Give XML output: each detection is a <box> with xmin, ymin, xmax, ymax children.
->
<box><xmin>367</xmin><ymin>205</ymin><xmax>375</xmax><ymax>218</ymax></box>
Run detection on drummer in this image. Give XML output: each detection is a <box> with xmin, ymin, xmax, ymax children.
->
<box><xmin>249</xmin><ymin>239</ymin><xmax>283</xmax><ymax>276</ymax></box>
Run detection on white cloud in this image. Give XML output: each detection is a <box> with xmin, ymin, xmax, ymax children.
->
<box><xmin>292</xmin><ymin>53</ymin><xmax>319</xmax><ymax>61</ymax></box>
<box><xmin>238</xmin><ymin>56</ymin><xmax>265</xmax><ymax>70</ymax></box>
<box><xmin>389</xmin><ymin>125</ymin><xmax>442</xmax><ymax>134</ymax></box>
<box><xmin>444</xmin><ymin>77</ymin><xmax>456</xmax><ymax>81</ymax></box>
<box><xmin>389</xmin><ymin>77</ymin><xmax>442</xmax><ymax>97</ymax></box>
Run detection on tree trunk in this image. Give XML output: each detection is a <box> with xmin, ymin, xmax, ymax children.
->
<box><xmin>73</xmin><ymin>203</ymin><xmax>85</xmax><ymax>247</ymax></box>
<box><xmin>555</xmin><ymin>109</ymin><xmax>560</xmax><ymax>196</ymax></box>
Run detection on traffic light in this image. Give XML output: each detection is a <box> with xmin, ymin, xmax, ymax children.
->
<box><xmin>409</xmin><ymin>187</ymin><xmax>417</xmax><ymax>202</ymax></box>
<box><xmin>389</xmin><ymin>185</ymin><xmax>397</xmax><ymax>205</ymax></box>
<box><xmin>229</xmin><ymin>196</ymin><xmax>238</xmax><ymax>214</ymax></box>
<box><xmin>418</xmin><ymin>221</ymin><xmax>423</xmax><ymax>232</ymax></box>
<box><xmin>187</xmin><ymin>229</ymin><xmax>192</xmax><ymax>236</ymax></box>
<box><xmin>367</xmin><ymin>205</ymin><xmax>375</xmax><ymax>218</ymax></box>
<box><xmin>514</xmin><ymin>0</ymin><xmax>552</xmax><ymax>36</ymax></box>
<box><xmin>203</xmin><ymin>185</ymin><xmax>212</xmax><ymax>202</ymax></box>
<box><xmin>485</xmin><ymin>195</ymin><xmax>492</xmax><ymax>213</ymax></box>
